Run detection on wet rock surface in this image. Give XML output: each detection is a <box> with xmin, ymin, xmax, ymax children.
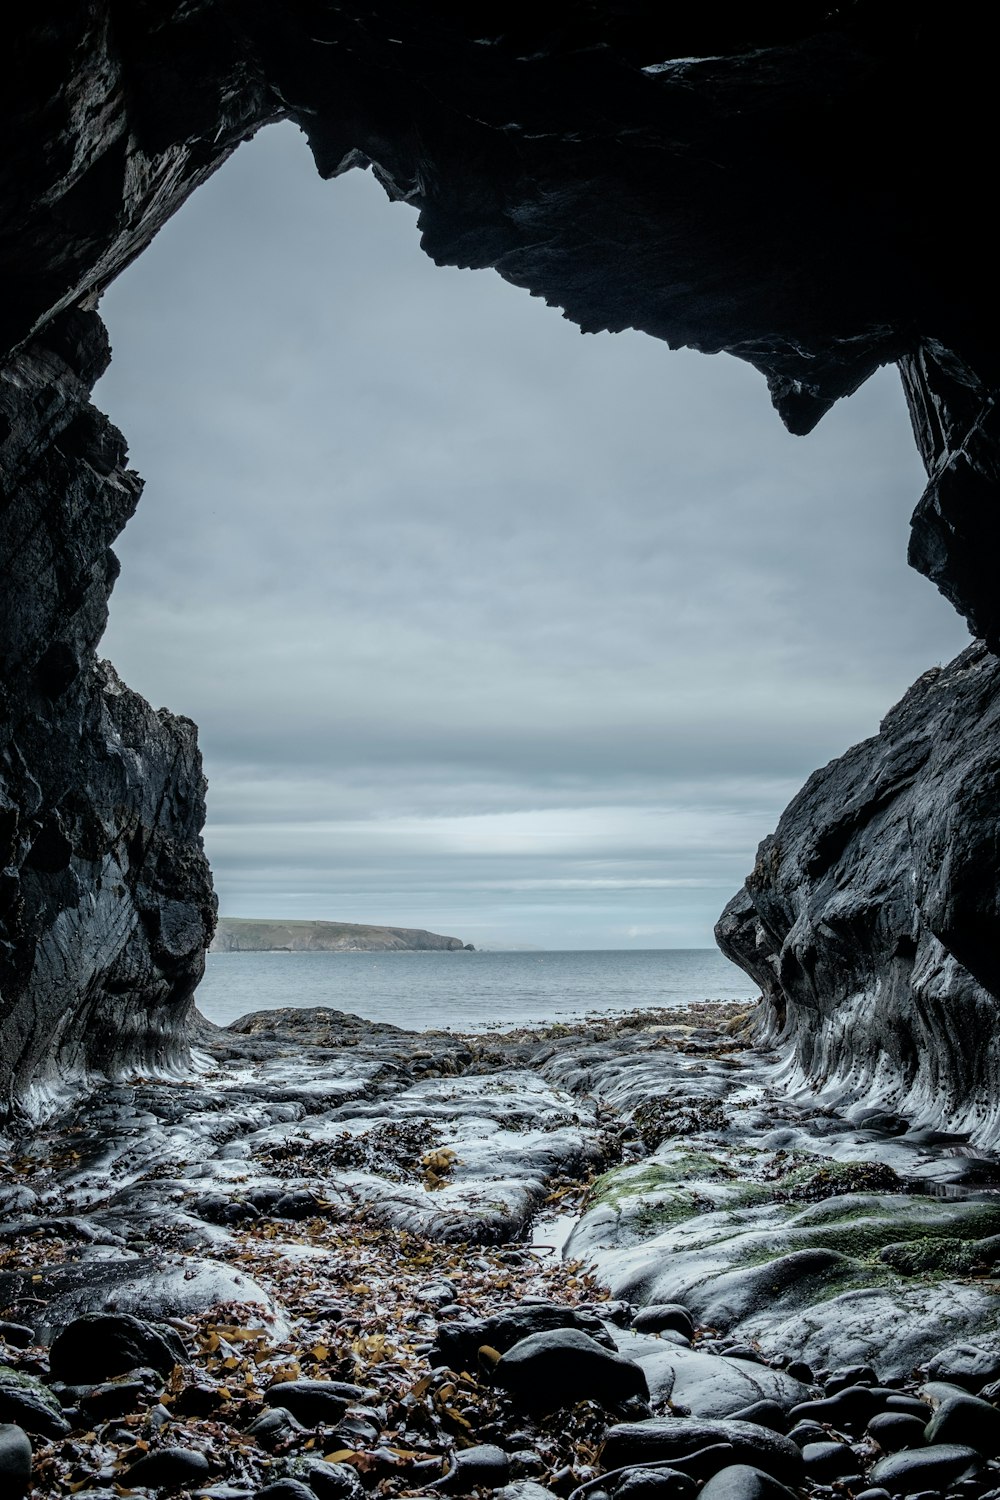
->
<box><xmin>718</xmin><ymin>642</ymin><xmax>1000</xmax><ymax>1151</ymax></box>
<box><xmin>1</xmin><ymin>1002</ymin><xmax>1000</xmax><ymax>1497</ymax></box>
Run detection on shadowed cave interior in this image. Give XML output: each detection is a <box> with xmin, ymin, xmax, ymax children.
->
<box><xmin>4</xmin><ymin>8</ymin><xmax>1000</xmax><ymax>1498</ymax></box>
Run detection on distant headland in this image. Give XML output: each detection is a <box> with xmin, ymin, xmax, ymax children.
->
<box><xmin>210</xmin><ymin>917</ymin><xmax>475</xmax><ymax>953</ymax></box>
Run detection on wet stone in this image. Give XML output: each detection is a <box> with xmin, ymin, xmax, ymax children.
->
<box><xmin>926</xmin><ymin>1344</ymin><xmax>1000</xmax><ymax>1391</ymax></box>
<box><xmin>801</xmin><ymin>1439</ymin><xmax>858</xmax><ymax>1480</ymax></box>
<box><xmin>601</xmin><ymin>1419</ymin><xmax>804</xmax><ymax>1485</ymax></box>
<box><xmin>788</xmin><ymin>1383</ymin><xmax>885</xmax><ymax>1431</ymax></box>
<box><xmin>496</xmin><ymin>1328</ymin><xmax>648</xmax><ymax>1414</ymax></box>
<box><xmin>728</xmin><ymin>1400</ymin><xmax>787</xmax><ymax>1433</ymax></box>
<box><xmin>432</xmin><ymin>1300</ymin><xmax>615</xmax><ymax>1370</ymax></box>
<box><xmin>261</xmin><ymin>1379</ymin><xmax>349</xmax><ymax>1425</ymax></box>
<box><xmin>246</xmin><ymin>1405</ymin><xmax>307</xmax><ymax>1449</ymax></box>
<box><xmin>786</xmin><ymin>1421</ymin><xmax>826</xmax><ymax>1448</ymax></box>
<box><xmin>49</xmin><ymin>1313</ymin><xmax>186</xmax><ymax>1383</ymax></box>
<box><xmin>256</xmin><ymin>1484</ymin><xmax>316</xmax><ymax>1500</ymax></box>
<box><xmin>123</xmin><ymin>1444</ymin><xmax>211</xmax><ymax>1487</ymax></box>
<box><xmin>612</xmin><ymin>1469</ymin><xmax>698</xmax><ymax>1497</ymax></box>
<box><xmin>869</xmin><ymin>1442</ymin><xmax>982</xmax><ymax>1493</ymax></box>
<box><xmin>0</xmin><ymin>1365</ymin><xmax>71</xmax><ymax>1437</ymax></box>
<box><xmin>697</xmin><ymin>1464</ymin><xmax>798</xmax><ymax>1500</ymax></box>
<box><xmin>630</xmin><ymin>1305</ymin><xmax>694</xmax><ymax>1338</ymax></box>
<box><xmin>0</xmin><ymin>1324</ymin><xmax>33</xmax><ymax>1349</ymax></box>
<box><xmin>277</xmin><ymin>1457</ymin><xmax>363</xmax><ymax>1498</ymax></box>
<box><xmin>924</xmin><ymin>1393</ymin><xmax>1000</xmax><ymax>1454</ymax></box>
<box><xmin>826</xmin><ymin>1364</ymin><xmax>877</xmax><ymax>1391</ymax></box>
<box><xmin>0</xmin><ymin>1423</ymin><xmax>32</xmax><ymax>1499</ymax></box>
<box><xmin>81</xmin><ymin>1376</ymin><xmax>151</xmax><ymax>1420</ymax></box>
<box><xmin>442</xmin><ymin>1443</ymin><xmax>511</xmax><ymax>1489</ymax></box>
<box><xmin>884</xmin><ymin>1394</ymin><xmax>931</xmax><ymax>1417</ymax></box>
<box><xmin>867</xmin><ymin>1410</ymin><xmax>927</xmax><ymax>1451</ymax></box>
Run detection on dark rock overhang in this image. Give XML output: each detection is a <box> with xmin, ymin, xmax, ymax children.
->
<box><xmin>2</xmin><ymin>3</ymin><xmax>999</xmax><ymax>1115</ymax></box>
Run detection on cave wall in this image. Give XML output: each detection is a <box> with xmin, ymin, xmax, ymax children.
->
<box><xmin>717</xmin><ymin>643</ymin><xmax>1000</xmax><ymax>1143</ymax></box>
<box><xmin>3</xmin><ymin>4</ymin><xmax>1000</xmax><ymax>1119</ymax></box>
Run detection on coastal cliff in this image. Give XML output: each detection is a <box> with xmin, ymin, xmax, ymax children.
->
<box><xmin>211</xmin><ymin>918</ymin><xmax>473</xmax><ymax>953</ymax></box>
<box><xmin>1</xmin><ymin>5</ymin><xmax>999</xmax><ymax>1125</ymax></box>
<box><xmin>717</xmin><ymin>642</ymin><xmax>1000</xmax><ymax>1144</ymax></box>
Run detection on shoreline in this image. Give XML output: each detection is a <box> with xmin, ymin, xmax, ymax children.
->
<box><xmin>3</xmin><ymin>1001</ymin><xmax>1000</xmax><ymax>1497</ymax></box>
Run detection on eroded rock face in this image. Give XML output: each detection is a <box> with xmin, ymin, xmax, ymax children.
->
<box><xmin>717</xmin><ymin>643</ymin><xmax>1000</xmax><ymax>1143</ymax></box>
<box><xmin>2</xmin><ymin>7</ymin><xmax>999</xmax><ymax>1109</ymax></box>
<box><xmin>0</xmin><ymin>307</ymin><xmax>215</xmax><ymax>1115</ymax></box>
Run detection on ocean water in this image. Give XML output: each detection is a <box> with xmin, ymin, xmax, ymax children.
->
<box><xmin>194</xmin><ymin>947</ymin><xmax>759</xmax><ymax>1033</ymax></box>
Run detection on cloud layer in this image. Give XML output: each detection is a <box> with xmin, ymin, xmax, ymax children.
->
<box><xmin>95</xmin><ymin>122</ymin><xmax>969</xmax><ymax>948</ymax></box>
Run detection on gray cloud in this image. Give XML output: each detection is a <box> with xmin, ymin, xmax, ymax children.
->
<box><xmin>95</xmin><ymin>121</ymin><xmax>969</xmax><ymax>948</ymax></box>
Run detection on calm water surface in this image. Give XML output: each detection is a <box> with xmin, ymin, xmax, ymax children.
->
<box><xmin>195</xmin><ymin>948</ymin><xmax>758</xmax><ymax>1032</ymax></box>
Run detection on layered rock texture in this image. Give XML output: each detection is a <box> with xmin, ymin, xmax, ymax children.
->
<box><xmin>718</xmin><ymin>644</ymin><xmax>1000</xmax><ymax>1142</ymax></box>
<box><xmin>1</xmin><ymin>6</ymin><xmax>999</xmax><ymax>1116</ymax></box>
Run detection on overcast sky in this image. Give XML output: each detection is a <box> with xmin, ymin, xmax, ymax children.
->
<box><xmin>95</xmin><ymin>121</ymin><xmax>969</xmax><ymax>950</ymax></box>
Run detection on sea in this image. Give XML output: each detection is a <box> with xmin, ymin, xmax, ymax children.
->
<box><xmin>194</xmin><ymin>947</ymin><xmax>758</xmax><ymax>1033</ymax></box>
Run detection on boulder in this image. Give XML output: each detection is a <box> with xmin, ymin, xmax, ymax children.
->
<box><xmin>496</xmin><ymin>1329</ymin><xmax>648</xmax><ymax>1414</ymax></box>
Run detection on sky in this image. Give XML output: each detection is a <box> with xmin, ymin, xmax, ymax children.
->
<box><xmin>95</xmin><ymin>121</ymin><xmax>970</xmax><ymax>951</ymax></box>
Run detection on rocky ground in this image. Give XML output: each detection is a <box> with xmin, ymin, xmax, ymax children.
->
<box><xmin>3</xmin><ymin>1001</ymin><xmax>1000</xmax><ymax>1499</ymax></box>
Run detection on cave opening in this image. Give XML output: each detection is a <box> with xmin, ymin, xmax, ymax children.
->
<box><xmin>95</xmin><ymin>121</ymin><xmax>967</xmax><ymax>965</ymax></box>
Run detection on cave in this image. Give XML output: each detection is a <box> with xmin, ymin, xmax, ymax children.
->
<box><xmin>4</xmin><ymin>6</ymin><xmax>1000</xmax><ymax>1494</ymax></box>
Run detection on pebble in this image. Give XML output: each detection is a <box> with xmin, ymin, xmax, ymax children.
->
<box><xmin>123</xmin><ymin>1445</ymin><xmax>211</xmax><ymax>1487</ymax></box>
<box><xmin>925</xmin><ymin>1393</ymin><xmax>1000</xmax><ymax>1454</ymax></box>
<box><xmin>255</xmin><ymin>1484</ymin><xmax>316</xmax><ymax>1500</ymax></box>
<box><xmin>261</xmin><ymin>1378</ymin><xmax>349</xmax><ymax>1425</ymax></box>
<box><xmin>278</xmin><ymin>1458</ymin><xmax>362</xmax><ymax>1498</ymax></box>
<box><xmin>613</xmin><ymin>1469</ymin><xmax>697</xmax><ymax>1497</ymax></box>
<box><xmin>884</xmin><ymin>1394</ymin><xmax>930</xmax><ymax>1418</ymax></box>
<box><xmin>496</xmin><ymin>1328</ymin><xmax>649</xmax><ymax>1414</ymax></box>
<box><xmin>433</xmin><ymin>1301</ymin><xmax>616</xmax><ymax>1370</ymax></box>
<box><xmin>786</xmin><ymin>1421</ymin><xmax>829</xmax><ymax>1448</ymax></box>
<box><xmin>496</xmin><ymin>1484</ymin><xmax>555</xmax><ymax>1500</ymax></box>
<box><xmin>80</xmin><ymin>1377</ymin><xmax>149</xmax><ymax>1420</ymax></box>
<box><xmin>441</xmin><ymin>1443</ymin><xmax>511</xmax><ymax>1489</ymax></box>
<box><xmin>869</xmin><ymin>1442</ymin><xmax>982</xmax><ymax>1493</ymax></box>
<box><xmin>0</xmin><ymin>1367</ymin><xmax>71</xmax><ymax>1437</ymax></box>
<box><xmin>696</xmin><ymin>1464</ymin><xmax>797</xmax><ymax>1499</ymax></box>
<box><xmin>49</xmin><ymin>1314</ymin><xmax>186</xmax><ymax>1383</ymax></box>
<box><xmin>866</xmin><ymin>1411</ymin><xmax>927</xmax><ymax>1451</ymax></box>
<box><xmin>0</xmin><ymin>1423</ymin><xmax>32</xmax><ymax>1498</ymax></box>
<box><xmin>825</xmin><ymin>1364</ymin><xmax>877</xmax><ymax>1392</ymax></box>
<box><xmin>801</xmin><ymin>1439</ymin><xmax>858</xmax><ymax>1481</ymax></box>
<box><xmin>787</xmin><ymin>1383</ymin><xmax>885</xmax><ymax>1431</ymax></box>
<box><xmin>853</xmin><ymin>1490</ymin><xmax>891</xmax><ymax>1500</ymax></box>
<box><xmin>0</xmin><ymin>1324</ymin><xmax>33</xmax><ymax>1349</ymax></box>
<box><xmin>728</xmin><ymin>1401</ymin><xmax>786</xmax><ymax>1434</ymax></box>
<box><xmin>246</xmin><ymin>1406</ymin><xmax>307</xmax><ymax>1450</ymax></box>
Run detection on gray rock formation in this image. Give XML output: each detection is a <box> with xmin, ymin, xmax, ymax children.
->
<box><xmin>1</xmin><ymin>7</ymin><xmax>999</xmax><ymax>1115</ymax></box>
<box><xmin>0</xmin><ymin>307</ymin><xmax>215</xmax><ymax>1117</ymax></box>
<box><xmin>717</xmin><ymin>643</ymin><xmax>1000</xmax><ymax>1143</ymax></box>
